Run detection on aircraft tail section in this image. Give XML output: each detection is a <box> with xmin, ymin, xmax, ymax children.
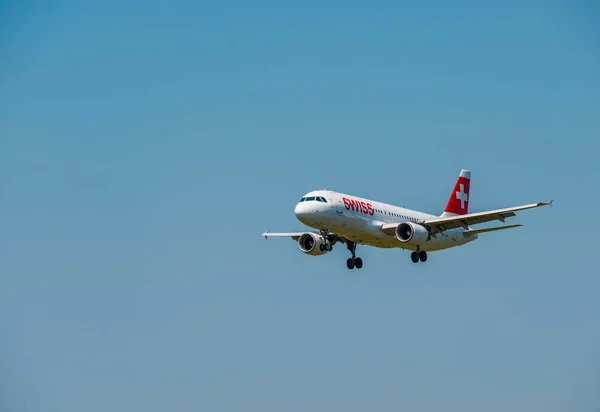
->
<box><xmin>441</xmin><ymin>169</ymin><xmax>471</xmax><ymax>217</ymax></box>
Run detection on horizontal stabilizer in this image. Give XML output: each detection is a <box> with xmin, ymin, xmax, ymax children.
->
<box><xmin>463</xmin><ymin>224</ymin><xmax>522</xmax><ymax>236</ymax></box>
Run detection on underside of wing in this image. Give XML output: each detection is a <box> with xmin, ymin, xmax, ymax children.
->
<box><xmin>422</xmin><ymin>201</ymin><xmax>552</xmax><ymax>233</ymax></box>
<box><xmin>380</xmin><ymin>223</ymin><xmax>399</xmax><ymax>236</ymax></box>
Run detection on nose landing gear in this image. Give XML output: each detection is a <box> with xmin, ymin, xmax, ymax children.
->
<box><xmin>318</xmin><ymin>230</ymin><xmax>333</xmax><ymax>252</ymax></box>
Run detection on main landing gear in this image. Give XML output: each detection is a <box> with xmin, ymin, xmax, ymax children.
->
<box><xmin>410</xmin><ymin>247</ymin><xmax>427</xmax><ymax>263</ymax></box>
<box><xmin>346</xmin><ymin>241</ymin><xmax>363</xmax><ymax>269</ymax></box>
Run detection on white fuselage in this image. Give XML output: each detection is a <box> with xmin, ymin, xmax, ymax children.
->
<box><xmin>294</xmin><ymin>190</ymin><xmax>477</xmax><ymax>252</ymax></box>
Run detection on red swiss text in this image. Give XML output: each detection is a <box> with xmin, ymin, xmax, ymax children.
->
<box><xmin>343</xmin><ymin>197</ymin><xmax>374</xmax><ymax>216</ymax></box>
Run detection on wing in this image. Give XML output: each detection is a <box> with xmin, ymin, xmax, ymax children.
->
<box><xmin>422</xmin><ymin>201</ymin><xmax>552</xmax><ymax>234</ymax></box>
<box><xmin>261</xmin><ymin>231</ymin><xmax>308</xmax><ymax>240</ymax></box>
<box><xmin>261</xmin><ymin>231</ymin><xmax>348</xmax><ymax>244</ymax></box>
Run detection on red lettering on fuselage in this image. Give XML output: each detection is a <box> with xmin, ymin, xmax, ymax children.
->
<box><xmin>342</xmin><ymin>197</ymin><xmax>374</xmax><ymax>216</ymax></box>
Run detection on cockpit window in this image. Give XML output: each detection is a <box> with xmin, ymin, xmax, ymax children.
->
<box><xmin>303</xmin><ymin>196</ymin><xmax>328</xmax><ymax>202</ymax></box>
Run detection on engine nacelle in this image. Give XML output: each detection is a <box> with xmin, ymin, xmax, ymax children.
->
<box><xmin>298</xmin><ymin>233</ymin><xmax>331</xmax><ymax>256</ymax></box>
<box><xmin>395</xmin><ymin>222</ymin><xmax>430</xmax><ymax>245</ymax></box>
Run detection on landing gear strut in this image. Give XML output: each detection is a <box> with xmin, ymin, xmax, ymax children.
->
<box><xmin>411</xmin><ymin>246</ymin><xmax>427</xmax><ymax>263</ymax></box>
<box><xmin>346</xmin><ymin>241</ymin><xmax>363</xmax><ymax>269</ymax></box>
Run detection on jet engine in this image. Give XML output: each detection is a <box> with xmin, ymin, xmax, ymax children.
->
<box><xmin>298</xmin><ymin>233</ymin><xmax>331</xmax><ymax>256</ymax></box>
<box><xmin>395</xmin><ymin>222</ymin><xmax>430</xmax><ymax>244</ymax></box>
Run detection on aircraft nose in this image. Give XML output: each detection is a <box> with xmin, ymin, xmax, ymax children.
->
<box><xmin>294</xmin><ymin>202</ymin><xmax>307</xmax><ymax>219</ymax></box>
<box><xmin>295</xmin><ymin>202</ymin><xmax>316</xmax><ymax>224</ymax></box>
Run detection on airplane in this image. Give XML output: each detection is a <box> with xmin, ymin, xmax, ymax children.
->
<box><xmin>261</xmin><ymin>169</ymin><xmax>552</xmax><ymax>269</ymax></box>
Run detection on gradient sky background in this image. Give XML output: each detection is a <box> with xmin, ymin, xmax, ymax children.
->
<box><xmin>1</xmin><ymin>1</ymin><xmax>599</xmax><ymax>411</ymax></box>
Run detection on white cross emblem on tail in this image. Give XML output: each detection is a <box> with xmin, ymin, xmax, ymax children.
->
<box><xmin>456</xmin><ymin>184</ymin><xmax>468</xmax><ymax>209</ymax></box>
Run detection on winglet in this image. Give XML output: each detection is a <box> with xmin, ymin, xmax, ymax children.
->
<box><xmin>262</xmin><ymin>231</ymin><xmax>269</xmax><ymax>239</ymax></box>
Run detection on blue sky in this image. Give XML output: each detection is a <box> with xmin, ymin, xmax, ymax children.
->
<box><xmin>1</xmin><ymin>1</ymin><xmax>599</xmax><ymax>411</ymax></box>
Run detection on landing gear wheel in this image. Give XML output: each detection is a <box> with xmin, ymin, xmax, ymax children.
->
<box><xmin>418</xmin><ymin>251</ymin><xmax>427</xmax><ymax>262</ymax></box>
<box><xmin>319</xmin><ymin>243</ymin><xmax>332</xmax><ymax>252</ymax></box>
<box><xmin>346</xmin><ymin>258</ymin><xmax>355</xmax><ymax>270</ymax></box>
<box><xmin>411</xmin><ymin>252</ymin><xmax>419</xmax><ymax>263</ymax></box>
<box><xmin>354</xmin><ymin>257</ymin><xmax>363</xmax><ymax>269</ymax></box>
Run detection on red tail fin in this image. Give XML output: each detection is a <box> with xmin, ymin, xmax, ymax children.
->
<box><xmin>442</xmin><ymin>169</ymin><xmax>471</xmax><ymax>216</ymax></box>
